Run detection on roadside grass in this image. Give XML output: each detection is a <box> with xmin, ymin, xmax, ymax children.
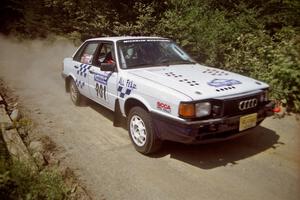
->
<box><xmin>0</xmin><ymin>87</ymin><xmax>70</xmax><ymax>199</ymax></box>
<box><xmin>0</xmin><ymin>155</ymin><xmax>70</xmax><ymax>200</ymax></box>
<box><xmin>0</xmin><ymin>78</ymin><xmax>91</xmax><ymax>200</ymax></box>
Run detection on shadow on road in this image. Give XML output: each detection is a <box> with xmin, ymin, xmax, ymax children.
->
<box><xmin>152</xmin><ymin>126</ymin><xmax>283</xmax><ymax>169</ymax></box>
<box><xmin>86</xmin><ymin>99</ymin><xmax>283</xmax><ymax>169</ymax></box>
<box><xmin>87</xmin><ymin>99</ymin><xmax>127</xmax><ymax>128</ymax></box>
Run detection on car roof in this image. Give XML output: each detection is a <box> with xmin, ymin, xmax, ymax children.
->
<box><xmin>86</xmin><ymin>36</ymin><xmax>168</xmax><ymax>42</ymax></box>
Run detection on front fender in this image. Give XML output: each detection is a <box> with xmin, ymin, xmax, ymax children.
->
<box><xmin>63</xmin><ymin>74</ymin><xmax>77</xmax><ymax>92</ymax></box>
<box><xmin>120</xmin><ymin>94</ymin><xmax>153</xmax><ymax>117</ymax></box>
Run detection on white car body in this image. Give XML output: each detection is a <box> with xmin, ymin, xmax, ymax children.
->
<box><xmin>62</xmin><ymin>36</ymin><xmax>274</xmax><ymax>154</ymax></box>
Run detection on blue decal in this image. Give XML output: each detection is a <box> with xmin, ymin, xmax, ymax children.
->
<box><xmin>75</xmin><ymin>79</ymin><xmax>85</xmax><ymax>89</ymax></box>
<box><xmin>77</xmin><ymin>64</ymin><xmax>91</xmax><ymax>78</ymax></box>
<box><xmin>207</xmin><ymin>79</ymin><xmax>241</xmax><ymax>87</ymax></box>
<box><xmin>94</xmin><ymin>72</ymin><xmax>113</xmax><ymax>85</ymax></box>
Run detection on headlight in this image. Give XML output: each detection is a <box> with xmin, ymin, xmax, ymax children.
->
<box><xmin>195</xmin><ymin>102</ymin><xmax>211</xmax><ymax>117</ymax></box>
<box><xmin>179</xmin><ymin>102</ymin><xmax>211</xmax><ymax>118</ymax></box>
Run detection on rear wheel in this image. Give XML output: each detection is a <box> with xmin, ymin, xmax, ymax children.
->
<box><xmin>70</xmin><ymin>79</ymin><xmax>82</xmax><ymax>106</ymax></box>
<box><xmin>127</xmin><ymin>107</ymin><xmax>162</xmax><ymax>154</ymax></box>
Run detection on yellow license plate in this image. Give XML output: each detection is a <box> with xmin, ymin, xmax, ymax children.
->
<box><xmin>239</xmin><ymin>113</ymin><xmax>257</xmax><ymax>131</ymax></box>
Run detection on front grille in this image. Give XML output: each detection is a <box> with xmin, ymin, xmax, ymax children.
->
<box><xmin>222</xmin><ymin>93</ymin><xmax>262</xmax><ymax>116</ymax></box>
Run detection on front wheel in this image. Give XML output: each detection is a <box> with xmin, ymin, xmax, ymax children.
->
<box><xmin>127</xmin><ymin>107</ymin><xmax>162</xmax><ymax>154</ymax></box>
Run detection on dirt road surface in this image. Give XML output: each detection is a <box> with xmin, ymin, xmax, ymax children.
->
<box><xmin>0</xmin><ymin>35</ymin><xmax>299</xmax><ymax>200</ymax></box>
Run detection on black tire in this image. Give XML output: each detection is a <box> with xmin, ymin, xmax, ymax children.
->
<box><xmin>69</xmin><ymin>79</ymin><xmax>82</xmax><ymax>106</ymax></box>
<box><xmin>127</xmin><ymin>106</ymin><xmax>162</xmax><ymax>154</ymax></box>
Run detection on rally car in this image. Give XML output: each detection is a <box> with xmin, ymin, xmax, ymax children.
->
<box><xmin>62</xmin><ymin>36</ymin><xmax>274</xmax><ymax>154</ymax></box>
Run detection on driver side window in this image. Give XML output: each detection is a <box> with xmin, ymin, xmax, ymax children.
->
<box><xmin>95</xmin><ymin>43</ymin><xmax>115</xmax><ymax>66</ymax></box>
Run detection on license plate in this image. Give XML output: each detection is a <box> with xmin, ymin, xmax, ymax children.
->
<box><xmin>239</xmin><ymin>113</ymin><xmax>257</xmax><ymax>131</ymax></box>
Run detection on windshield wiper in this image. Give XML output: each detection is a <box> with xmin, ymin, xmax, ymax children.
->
<box><xmin>127</xmin><ymin>60</ymin><xmax>196</xmax><ymax>69</ymax></box>
<box><xmin>128</xmin><ymin>63</ymin><xmax>154</xmax><ymax>68</ymax></box>
<box><xmin>174</xmin><ymin>60</ymin><xmax>196</xmax><ymax>64</ymax></box>
<box><xmin>160</xmin><ymin>60</ymin><xmax>196</xmax><ymax>65</ymax></box>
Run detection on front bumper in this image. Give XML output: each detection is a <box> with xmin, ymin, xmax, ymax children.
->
<box><xmin>151</xmin><ymin>101</ymin><xmax>274</xmax><ymax>144</ymax></box>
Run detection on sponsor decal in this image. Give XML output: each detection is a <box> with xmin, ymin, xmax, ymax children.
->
<box><xmin>157</xmin><ymin>101</ymin><xmax>171</xmax><ymax>113</ymax></box>
<box><xmin>117</xmin><ymin>78</ymin><xmax>137</xmax><ymax>98</ymax></box>
<box><xmin>123</xmin><ymin>39</ymin><xmax>170</xmax><ymax>43</ymax></box>
<box><xmin>93</xmin><ymin>72</ymin><xmax>113</xmax><ymax>101</ymax></box>
<box><xmin>94</xmin><ymin>72</ymin><xmax>113</xmax><ymax>85</ymax></box>
<box><xmin>207</xmin><ymin>79</ymin><xmax>241</xmax><ymax>87</ymax></box>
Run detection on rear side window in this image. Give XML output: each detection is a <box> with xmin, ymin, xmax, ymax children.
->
<box><xmin>73</xmin><ymin>42</ymin><xmax>99</xmax><ymax>64</ymax></box>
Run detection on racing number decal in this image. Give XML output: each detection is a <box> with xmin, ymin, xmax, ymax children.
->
<box><xmin>94</xmin><ymin>72</ymin><xmax>112</xmax><ymax>101</ymax></box>
<box><xmin>95</xmin><ymin>83</ymin><xmax>107</xmax><ymax>100</ymax></box>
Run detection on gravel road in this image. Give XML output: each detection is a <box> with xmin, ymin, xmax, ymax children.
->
<box><xmin>0</xmin><ymin>35</ymin><xmax>299</xmax><ymax>200</ymax></box>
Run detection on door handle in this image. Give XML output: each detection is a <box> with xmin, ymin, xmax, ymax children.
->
<box><xmin>89</xmin><ymin>70</ymin><xmax>95</xmax><ymax>74</ymax></box>
<box><xmin>74</xmin><ymin>65</ymin><xmax>79</xmax><ymax>69</ymax></box>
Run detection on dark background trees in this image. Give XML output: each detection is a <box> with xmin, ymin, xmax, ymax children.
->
<box><xmin>1</xmin><ymin>0</ymin><xmax>299</xmax><ymax>110</ymax></box>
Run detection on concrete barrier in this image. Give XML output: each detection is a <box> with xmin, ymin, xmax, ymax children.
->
<box><xmin>0</xmin><ymin>94</ymin><xmax>37</xmax><ymax>170</ymax></box>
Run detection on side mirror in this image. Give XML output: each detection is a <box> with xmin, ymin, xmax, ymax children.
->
<box><xmin>100</xmin><ymin>63</ymin><xmax>116</xmax><ymax>72</ymax></box>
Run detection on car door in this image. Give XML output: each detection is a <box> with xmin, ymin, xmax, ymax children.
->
<box><xmin>72</xmin><ymin>41</ymin><xmax>100</xmax><ymax>97</ymax></box>
<box><xmin>87</xmin><ymin>42</ymin><xmax>118</xmax><ymax>110</ymax></box>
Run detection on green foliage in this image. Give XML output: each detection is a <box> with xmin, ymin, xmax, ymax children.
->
<box><xmin>268</xmin><ymin>29</ymin><xmax>300</xmax><ymax>110</ymax></box>
<box><xmin>155</xmin><ymin>0</ymin><xmax>261</xmax><ymax>66</ymax></box>
<box><xmin>43</xmin><ymin>0</ymin><xmax>111</xmax><ymax>40</ymax></box>
<box><xmin>112</xmin><ymin>2</ymin><xmax>158</xmax><ymax>36</ymax></box>
<box><xmin>224</xmin><ymin>28</ymin><xmax>300</xmax><ymax>110</ymax></box>
<box><xmin>0</xmin><ymin>160</ymin><xmax>69</xmax><ymax>200</ymax></box>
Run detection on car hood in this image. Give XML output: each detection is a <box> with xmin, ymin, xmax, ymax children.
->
<box><xmin>128</xmin><ymin>64</ymin><xmax>269</xmax><ymax>100</ymax></box>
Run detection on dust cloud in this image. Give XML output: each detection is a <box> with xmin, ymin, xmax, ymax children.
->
<box><xmin>0</xmin><ymin>34</ymin><xmax>77</xmax><ymax>94</ymax></box>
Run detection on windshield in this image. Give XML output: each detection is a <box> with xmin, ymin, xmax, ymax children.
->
<box><xmin>117</xmin><ymin>39</ymin><xmax>195</xmax><ymax>69</ymax></box>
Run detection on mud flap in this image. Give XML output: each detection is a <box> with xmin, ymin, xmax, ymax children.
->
<box><xmin>113</xmin><ymin>99</ymin><xmax>122</xmax><ymax>127</ymax></box>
